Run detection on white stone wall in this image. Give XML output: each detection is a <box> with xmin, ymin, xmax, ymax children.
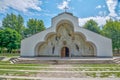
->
<box><xmin>21</xmin><ymin>12</ymin><xmax>113</xmax><ymax>57</ymax></box>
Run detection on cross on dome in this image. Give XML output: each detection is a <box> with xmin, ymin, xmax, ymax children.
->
<box><xmin>64</xmin><ymin>6</ymin><xmax>68</xmax><ymax>12</ymax></box>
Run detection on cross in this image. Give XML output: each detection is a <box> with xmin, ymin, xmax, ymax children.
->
<box><xmin>64</xmin><ymin>6</ymin><xmax>68</xmax><ymax>12</ymax></box>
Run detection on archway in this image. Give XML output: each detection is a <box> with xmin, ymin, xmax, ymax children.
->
<box><xmin>61</xmin><ymin>47</ymin><xmax>69</xmax><ymax>57</ymax></box>
<box><xmin>35</xmin><ymin>20</ymin><xmax>97</xmax><ymax>57</ymax></box>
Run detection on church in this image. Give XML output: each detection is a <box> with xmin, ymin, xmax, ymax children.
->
<box><xmin>21</xmin><ymin>12</ymin><xmax>113</xmax><ymax>57</ymax></box>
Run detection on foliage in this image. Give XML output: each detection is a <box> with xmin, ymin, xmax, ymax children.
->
<box><xmin>24</xmin><ymin>18</ymin><xmax>46</xmax><ymax>37</ymax></box>
<box><xmin>0</xmin><ymin>53</ymin><xmax>20</xmax><ymax>57</ymax></box>
<box><xmin>0</xmin><ymin>28</ymin><xmax>22</xmax><ymax>53</ymax></box>
<box><xmin>2</xmin><ymin>13</ymin><xmax>25</xmax><ymax>37</ymax></box>
<box><xmin>102</xmin><ymin>19</ymin><xmax>120</xmax><ymax>52</ymax></box>
<box><xmin>83</xmin><ymin>19</ymin><xmax>100</xmax><ymax>34</ymax></box>
<box><xmin>84</xmin><ymin>19</ymin><xmax>120</xmax><ymax>53</ymax></box>
<box><xmin>1</xmin><ymin>13</ymin><xmax>46</xmax><ymax>53</ymax></box>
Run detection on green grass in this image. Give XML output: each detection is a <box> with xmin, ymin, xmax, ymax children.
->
<box><xmin>86</xmin><ymin>72</ymin><xmax>120</xmax><ymax>78</ymax></box>
<box><xmin>0</xmin><ymin>60</ymin><xmax>120</xmax><ymax>78</ymax></box>
<box><xmin>0</xmin><ymin>63</ymin><xmax>49</xmax><ymax>67</ymax></box>
<box><xmin>74</xmin><ymin>67</ymin><xmax>120</xmax><ymax>71</ymax></box>
<box><xmin>0</xmin><ymin>66</ymin><xmax>48</xmax><ymax>70</ymax></box>
<box><xmin>86</xmin><ymin>72</ymin><xmax>97</xmax><ymax>77</ymax></box>
<box><xmin>7</xmin><ymin>79</ymin><xmax>34</xmax><ymax>80</ymax></box>
<box><xmin>74</xmin><ymin>64</ymin><xmax>120</xmax><ymax>78</ymax></box>
<box><xmin>0</xmin><ymin>61</ymin><xmax>49</xmax><ymax>77</ymax></box>
<box><xmin>74</xmin><ymin>64</ymin><xmax>120</xmax><ymax>67</ymax></box>
<box><xmin>0</xmin><ymin>53</ymin><xmax>20</xmax><ymax>57</ymax></box>
<box><xmin>0</xmin><ymin>70</ymin><xmax>38</xmax><ymax>76</ymax></box>
<box><xmin>0</xmin><ymin>61</ymin><xmax>49</xmax><ymax>66</ymax></box>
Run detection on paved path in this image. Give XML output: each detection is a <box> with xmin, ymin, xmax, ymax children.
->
<box><xmin>0</xmin><ymin>75</ymin><xmax>120</xmax><ymax>80</ymax></box>
<box><xmin>19</xmin><ymin>57</ymin><xmax>113</xmax><ymax>60</ymax></box>
<box><xmin>0</xmin><ymin>69</ymin><xmax>120</xmax><ymax>73</ymax></box>
<box><xmin>1</xmin><ymin>57</ymin><xmax>11</xmax><ymax>61</ymax></box>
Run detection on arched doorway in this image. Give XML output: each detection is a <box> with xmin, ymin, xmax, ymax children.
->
<box><xmin>61</xmin><ymin>47</ymin><xmax>69</xmax><ymax>57</ymax></box>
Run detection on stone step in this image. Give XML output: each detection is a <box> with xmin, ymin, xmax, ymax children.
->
<box><xmin>35</xmin><ymin>72</ymin><xmax>87</xmax><ymax>78</ymax></box>
<box><xmin>14</xmin><ymin>59</ymin><xmax>115</xmax><ymax>64</ymax></box>
<box><xmin>9</xmin><ymin>58</ymin><xmax>20</xmax><ymax>64</ymax></box>
<box><xmin>35</xmin><ymin>71</ymin><xmax>119</xmax><ymax>78</ymax></box>
<box><xmin>115</xmin><ymin>61</ymin><xmax>120</xmax><ymax>64</ymax></box>
<box><xmin>113</xmin><ymin>58</ymin><xmax>120</xmax><ymax>64</ymax></box>
<box><xmin>0</xmin><ymin>57</ymin><xmax>5</xmax><ymax>61</ymax></box>
<box><xmin>113</xmin><ymin>58</ymin><xmax>120</xmax><ymax>60</ymax></box>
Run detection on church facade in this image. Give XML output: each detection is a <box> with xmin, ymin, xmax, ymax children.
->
<box><xmin>21</xmin><ymin>12</ymin><xmax>113</xmax><ymax>57</ymax></box>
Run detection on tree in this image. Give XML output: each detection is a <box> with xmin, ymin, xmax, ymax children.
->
<box><xmin>102</xmin><ymin>19</ymin><xmax>120</xmax><ymax>53</ymax></box>
<box><xmin>25</xmin><ymin>19</ymin><xmax>46</xmax><ymax>37</ymax></box>
<box><xmin>16</xmin><ymin>14</ymin><xmax>25</xmax><ymax>34</ymax></box>
<box><xmin>2</xmin><ymin>13</ymin><xmax>25</xmax><ymax>37</ymax></box>
<box><xmin>83</xmin><ymin>19</ymin><xmax>100</xmax><ymax>34</ymax></box>
<box><xmin>0</xmin><ymin>29</ymin><xmax>4</xmax><ymax>53</ymax></box>
<box><xmin>2</xmin><ymin>13</ymin><xmax>17</xmax><ymax>29</ymax></box>
<box><xmin>0</xmin><ymin>28</ymin><xmax>22</xmax><ymax>53</ymax></box>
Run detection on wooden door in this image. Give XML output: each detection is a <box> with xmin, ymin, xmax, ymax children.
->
<box><xmin>61</xmin><ymin>47</ymin><xmax>65</xmax><ymax>57</ymax></box>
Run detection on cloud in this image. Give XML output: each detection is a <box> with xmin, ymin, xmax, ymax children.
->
<box><xmin>58</xmin><ymin>0</ymin><xmax>71</xmax><ymax>10</ymax></box>
<box><xmin>0</xmin><ymin>0</ymin><xmax>42</xmax><ymax>13</ymax></box>
<box><xmin>106</xmin><ymin>0</ymin><xmax>118</xmax><ymax>17</ymax></box>
<box><xmin>96</xmin><ymin>5</ymin><xmax>102</xmax><ymax>9</ymax></box>
<box><xmin>79</xmin><ymin>0</ymin><xmax>119</xmax><ymax>27</ymax></box>
<box><xmin>98</xmin><ymin>11</ymin><xmax>107</xmax><ymax>16</ymax></box>
<box><xmin>79</xmin><ymin>16</ymin><xmax>110</xmax><ymax>26</ymax></box>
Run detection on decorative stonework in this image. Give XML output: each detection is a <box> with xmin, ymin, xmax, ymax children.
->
<box><xmin>37</xmin><ymin>22</ymin><xmax>96</xmax><ymax>57</ymax></box>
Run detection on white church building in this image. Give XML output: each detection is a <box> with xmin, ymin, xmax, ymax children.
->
<box><xmin>21</xmin><ymin>12</ymin><xmax>113</xmax><ymax>57</ymax></box>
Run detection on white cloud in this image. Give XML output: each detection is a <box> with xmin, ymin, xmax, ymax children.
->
<box><xmin>80</xmin><ymin>0</ymin><xmax>119</xmax><ymax>27</ymax></box>
<box><xmin>79</xmin><ymin>0</ymin><xmax>119</xmax><ymax>27</ymax></box>
<box><xmin>0</xmin><ymin>0</ymin><xmax>42</xmax><ymax>13</ymax></box>
<box><xmin>98</xmin><ymin>11</ymin><xmax>107</xmax><ymax>16</ymax></box>
<box><xmin>106</xmin><ymin>0</ymin><xmax>118</xmax><ymax>17</ymax></box>
<box><xmin>96</xmin><ymin>5</ymin><xmax>102</xmax><ymax>9</ymax></box>
<box><xmin>58</xmin><ymin>0</ymin><xmax>70</xmax><ymax>10</ymax></box>
<box><xmin>79</xmin><ymin>16</ymin><xmax>110</xmax><ymax>26</ymax></box>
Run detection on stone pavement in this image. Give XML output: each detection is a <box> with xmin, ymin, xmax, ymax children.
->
<box><xmin>0</xmin><ymin>76</ymin><xmax>120</xmax><ymax>80</ymax></box>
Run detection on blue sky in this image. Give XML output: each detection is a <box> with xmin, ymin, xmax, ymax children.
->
<box><xmin>0</xmin><ymin>0</ymin><xmax>120</xmax><ymax>28</ymax></box>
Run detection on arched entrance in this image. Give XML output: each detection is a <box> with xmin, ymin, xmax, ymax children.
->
<box><xmin>35</xmin><ymin>21</ymin><xmax>96</xmax><ymax>57</ymax></box>
<box><xmin>61</xmin><ymin>47</ymin><xmax>69</xmax><ymax>57</ymax></box>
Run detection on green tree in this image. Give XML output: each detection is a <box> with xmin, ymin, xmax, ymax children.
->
<box><xmin>25</xmin><ymin>19</ymin><xmax>45</xmax><ymax>37</ymax></box>
<box><xmin>0</xmin><ymin>29</ymin><xmax>4</xmax><ymax>53</ymax></box>
<box><xmin>16</xmin><ymin>14</ymin><xmax>25</xmax><ymax>34</ymax></box>
<box><xmin>0</xmin><ymin>28</ymin><xmax>22</xmax><ymax>53</ymax></box>
<box><xmin>102</xmin><ymin>19</ymin><xmax>120</xmax><ymax>53</ymax></box>
<box><xmin>2</xmin><ymin>13</ymin><xmax>17</xmax><ymax>29</ymax></box>
<box><xmin>83</xmin><ymin>19</ymin><xmax>100</xmax><ymax>34</ymax></box>
<box><xmin>2</xmin><ymin>13</ymin><xmax>25</xmax><ymax>36</ymax></box>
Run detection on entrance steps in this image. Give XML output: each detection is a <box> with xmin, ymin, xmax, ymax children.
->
<box><xmin>113</xmin><ymin>57</ymin><xmax>120</xmax><ymax>64</ymax></box>
<box><xmin>9</xmin><ymin>57</ymin><xmax>115</xmax><ymax>64</ymax></box>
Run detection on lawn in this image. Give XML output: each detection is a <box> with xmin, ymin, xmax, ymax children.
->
<box><xmin>73</xmin><ymin>64</ymin><xmax>120</xmax><ymax>78</ymax></box>
<box><xmin>0</xmin><ymin>53</ymin><xmax>120</xmax><ymax>79</ymax></box>
<box><xmin>0</xmin><ymin>61</ymin><xmax>49</xmax><ymax>77</ymax></box>
<box><xmin>0</xmin><ymin>53</ymin><xmax>49</xmax><ymax>78</ymax></box>
<box><xmin>0</xmin><ymin>53</ymin><xmax>20</xmax><ymax>57</ymax></box>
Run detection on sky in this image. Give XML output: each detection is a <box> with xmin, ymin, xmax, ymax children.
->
<box><xmin>0</xmin><ymin>0</ymin><xmax>120</xmax><ymax>28</ymax></box>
